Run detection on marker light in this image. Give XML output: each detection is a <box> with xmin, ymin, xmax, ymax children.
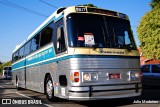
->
<box><xmin>118</xmin><ymin>13</ymin><xmax>127</xmax><ymax>19</ymax></box>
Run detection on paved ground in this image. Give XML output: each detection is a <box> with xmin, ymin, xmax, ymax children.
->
<box><xmin>0</xmin><ymin>78</ymin><xmax>160</xmax><ymax>107</ymax></box>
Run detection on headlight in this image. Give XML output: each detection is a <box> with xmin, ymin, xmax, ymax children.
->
<box><xmin>135</xmin><ymin>73</ymin><xmax>140</xmax><ymax>79</ymax></box>
<box><xmin>91</xmin><ymin>73</ymin><xmax>98</xmax><ymax>81</ymax></box>
<box><xmin>83</xmin><ymin>73</ymin><xmax>91</xmax><ymax>81</ymax></box>
<box><xmin>83</xmin><ymin>72</ymin><xmax>98</xmax><ymax>82</ymax></box>
<box><xmin>130</xmin><ymin>72</ymin><xmax>135</xmax><ymax>80</ymax></box>
<box><xmin>128</xmin><ymin>71</ymin><xmax>140</xmax><ymax>81</ymax></box>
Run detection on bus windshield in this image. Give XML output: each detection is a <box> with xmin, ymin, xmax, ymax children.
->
<box><xmin>67</xmin><ymin>13</ymin><xmax>136</xmax><ymax>50</ymax></box>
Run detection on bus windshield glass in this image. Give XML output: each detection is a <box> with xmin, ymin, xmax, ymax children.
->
<box><xmin>67</xmin><ymin>13</ymin><xmax>136</xmax><ymax>50</ymax></box>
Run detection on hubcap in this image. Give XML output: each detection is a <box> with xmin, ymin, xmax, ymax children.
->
<box><xmin>46</xmin><ymin>80</ymin><xmax>53</xmax><ymax>98</ymax></box>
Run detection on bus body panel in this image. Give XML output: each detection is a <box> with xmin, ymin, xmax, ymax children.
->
<box><xmin>12</xmin><ymin>6</ymin><xmax>141</xmax><ymax>101</ymax></box>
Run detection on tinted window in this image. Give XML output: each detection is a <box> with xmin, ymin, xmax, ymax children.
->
<box><xmin>13</xmin><ymin>52</ymin><xmax>18</xmax><ymax>62</ymax></box>
<box><xmin>12</xmin><ymin>53</ymin><xmax>16</xmax><ymax>62</ymax></box>
<box><xmin>8</xmin><ymin>67</ymin><xmax>11</xmax><ymax>70</ymax></box>
<box><xmin>67</xmin><ymin>13</ymin><xmax>136</xmax><ymax>49</ymax></box>
<box><xmin>4</xmin><ymin>71</ymin><xmax>7</xmax><ymax>75</ymax></box>
<box><xmin>57</xmin><ymin>25</ymin><xmax>66</xmax><ymax>53</ymax></box>
<box><xmin>24</xmin><ymin>41</ymin><xmax>31</xmax><ymax>56</ymax></box>
<box><xmin>14</xmin><ymin>51</ymin><xmax>19</xmax><ymax>61</ymax></box>
<box><xmin>4</xmin><ymin>67</ymin><xmax>7</xmax><ymax>70</ymax></box>
<box><xmin>8</xmin><ymin>71</ymin><xmax>11</xmax><ymax>76</ymax></box>
<box><xmin>40</xmin><ymin>23</ymin><xmax>54</xmax><ymax>47</ymax></box>
<box><xmin>31</xmin><ymin>34</ymin><xmax>40</xmax><ymax>52</ymax></box>
<box><xmin>19</xmin><ymin>46</ymin><xmax>24</xmax><ymax>59</ymax></box>
<box><xmin>152</xmin><ymin>65</ymin><xmax>160</xmax><ymax>73</ymax></box>
<box><xmin>141</xmin><ymin>65</ymin><xmax>150</xmax><ymax>73</ymax></box>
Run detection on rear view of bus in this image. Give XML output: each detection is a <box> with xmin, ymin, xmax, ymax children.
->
<box><xmin>65</xmin><ymin>7</ymin><xmax>141</xmax><ymax>100</ymax></box>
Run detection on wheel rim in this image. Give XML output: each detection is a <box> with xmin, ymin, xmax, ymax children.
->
<box><xmin>46</xmin><ymin>80</ymin><xmax>53</xmax><ymax>98</ymax></box>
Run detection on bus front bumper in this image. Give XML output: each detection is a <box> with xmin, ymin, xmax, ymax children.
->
<box><xmin>68</xmin><ymin>83</ymin><xmax>142</xmax><ymax>100</ymax></box>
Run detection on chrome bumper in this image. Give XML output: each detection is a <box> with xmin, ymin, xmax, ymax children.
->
<box><xmin>68</xmin><ymin>83</ymin><xmax>142</xmax><ymax>100</ymax></box>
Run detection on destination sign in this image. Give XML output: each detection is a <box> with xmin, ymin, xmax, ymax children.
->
<box><xmin>75</xmin><ymin>7</ymin><xmax>86</xmax><ymax>12</ymax></box>
<box><xmin>87</xmin><ymin>8</ymin><xmax>118</xmax><ymax>16</ymax></box>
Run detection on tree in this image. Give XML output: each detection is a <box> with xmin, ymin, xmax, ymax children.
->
<box><xmin>137</xmin><ymin>0</ymin><xmax>160</xmax><ymax>60</ymax></box>
<box><xmin>0</xmin><ymin>61</ymin><xmax>11</xmax><ymax>74</ymax></box>
<box><xmin>149</xmin><ymin>0</ymin><xmax>160</xmax><ymax>8</ymax></box>
<box><xmin>0</xmin><ymin>61</ymin><xmax>2</xmax><ymax>64</ymax></box>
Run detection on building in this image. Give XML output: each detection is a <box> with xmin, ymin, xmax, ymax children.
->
<box><xmin>138</xmin><ymin>47</ymin><xmax>160</xmax><ymax>65</ymax></box>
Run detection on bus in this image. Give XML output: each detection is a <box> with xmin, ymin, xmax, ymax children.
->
<box><xmin>3</xmin><ymin>66</ymin><xmax>12</xmax><ymax>80</ymax></box>
<box><xmin>12</xmin><ymin>6</ymin><xmax>141</xmax><ymax>101</ymax></box>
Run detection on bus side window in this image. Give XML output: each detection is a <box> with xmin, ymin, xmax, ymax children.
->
<box><xmin>40</xmin><ymin>22</ymin><xmax>54</xmax><ymax>47</ymax></box>
<box><xmin>31</xmin><ymin>34</ymin><xmax>40</xmax><ymax>52</ymax></box>
<box><xmin>19</xmin><ymin>46</ymin><xmax>24</xmax><ymax>59</ymax></box>
<box><xmin>24</xmin><ymin>41</ymin><xmax>31</xmax><ymax>56</ymax></box>
<box><xmin>13</xmin><ymin>50</ymin><xmax>19</xmax><ymax>62</ymax></box>
<box><xmin>56</xmin><ymin>25</ymin><xmax>66</xmax><ymax>53</ymax></box>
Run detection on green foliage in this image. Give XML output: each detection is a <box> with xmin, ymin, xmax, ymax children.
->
<box><xmin>149</xmin><ymin>0</ymin><xmax>160</xmax><ymax>9</ymax></box>
<box><xmin>0</xmin><ymin>61</ymin><xmax>12</xmax><ymax>74</ymax></box>
<box><xmin>137</xmin><ymin>3</ymin><xmax>160</xmax><ymax>60</ymax></box>
<box><xmin>78</xmin><ymin>4</ymin><xmax>97</xmax><ymax>7</ymax></box>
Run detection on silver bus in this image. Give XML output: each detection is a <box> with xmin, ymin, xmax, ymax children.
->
<box><xmin>12</xmin><ymin>6</ymin><xmax>141</xmax><ymax>101</ymax></box>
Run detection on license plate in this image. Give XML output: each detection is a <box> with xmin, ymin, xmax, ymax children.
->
<box><xmin>109</xmin><ymin>73</ymin><xmax>120</xmax><ymax>79</ymax></box>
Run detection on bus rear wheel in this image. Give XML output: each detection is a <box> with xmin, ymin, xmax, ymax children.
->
<box><xmin>45</xmin><ymin>75</ymin><xmax>58</xmax><ymax>102</ymax></box>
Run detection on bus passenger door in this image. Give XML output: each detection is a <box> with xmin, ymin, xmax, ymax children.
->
<box><xmin>53</xmin><ymin>20</ymin><xmax>68</xmax><ymax>91</ymax></box>
<box><xmin>56</xmin><ymin>24</ymin><xmax>66</xmax><ymax>54</ymax></box>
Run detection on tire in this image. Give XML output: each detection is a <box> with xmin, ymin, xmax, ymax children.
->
<box><xmin>45</xmin><ymin>75</ymin><xmax>58</xmax><ymax>102</ymax></box>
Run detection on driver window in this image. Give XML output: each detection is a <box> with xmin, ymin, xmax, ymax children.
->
<box><xmin>124</xmin><ymin>31</ymin><xmax>131</xmax><ymax>45</ymax></box>
<box><xmin>57</xmin><ymin>25</ymin><xmax>66</xmax><ymax>53</ymax></box>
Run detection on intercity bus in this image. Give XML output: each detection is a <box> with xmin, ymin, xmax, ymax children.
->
<box><xmin>12</xmin><ymin>6</ymin><xmax>141</xmax><ymax>101</ymax></box>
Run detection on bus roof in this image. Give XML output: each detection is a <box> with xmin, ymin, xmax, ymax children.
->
<box><xmin>13</xmin><ymin>6</ymin><xmax>128</xmax><ymax>53</ymax></box>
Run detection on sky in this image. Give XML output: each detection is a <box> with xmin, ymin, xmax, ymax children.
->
<box><xmin>0</xmin><ymin>0</ymin><xmax>151</xmax><ymax>62</ymax></box>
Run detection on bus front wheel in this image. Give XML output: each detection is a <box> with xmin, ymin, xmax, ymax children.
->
<box><xmin>45</xmin><ymin>75</ymin><xmax>58</xmax><ymax>102</ymax></box>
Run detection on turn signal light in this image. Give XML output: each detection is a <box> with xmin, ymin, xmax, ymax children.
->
<box><xmin>74</xmin><ymin>72</ymin><xmax>79</xmax><ymax>83</ymax></box>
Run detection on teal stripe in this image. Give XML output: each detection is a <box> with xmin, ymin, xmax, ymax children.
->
<box><xmin>12</xmin><ymin>47</ymin><xmax>55</xmax><ymax>71</ymax></box>
<box><xmin>12</xmin><ymin>54</ymin><xmax>139</xmax><ymax>71</ymax></box>
<box><xmin>26</xmin><ymin>47</ymin><xmax>55</xmax><ymax>65</ymax></box>
<box><xmin>12</xmin><ymin>59</ymin><xmax>25</xmax><ymax>70</ymax></box>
